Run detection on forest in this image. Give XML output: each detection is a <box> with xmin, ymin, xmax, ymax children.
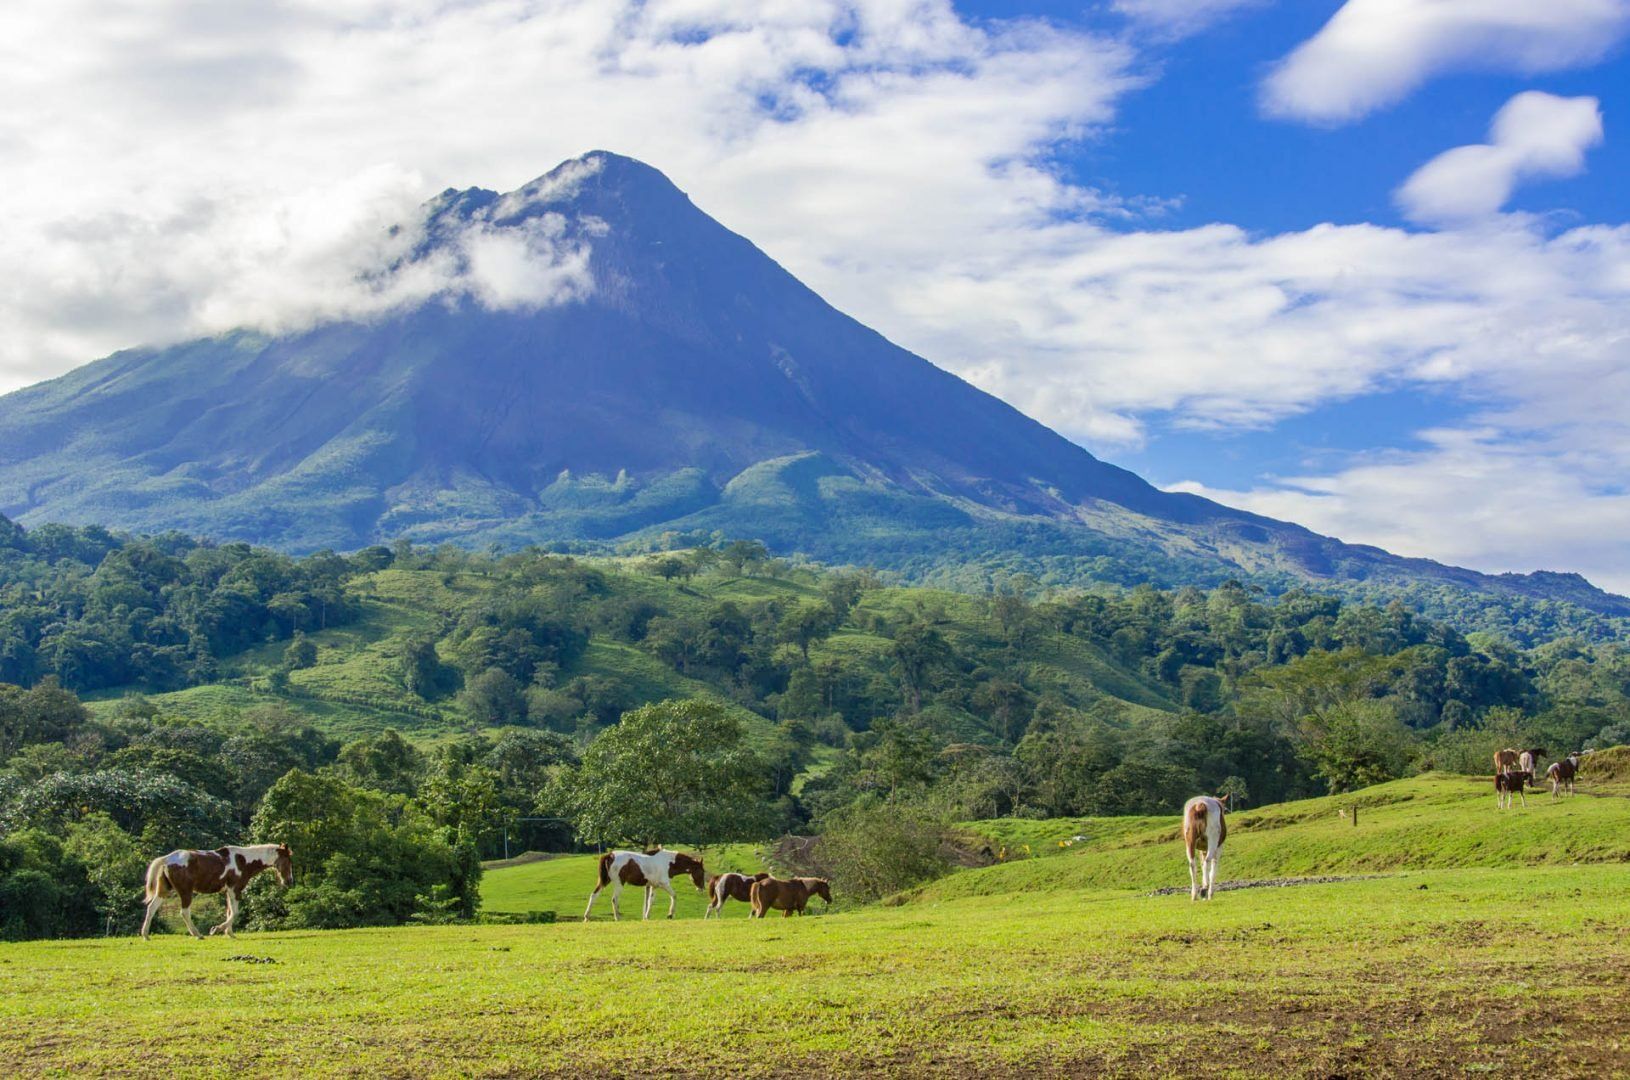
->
<box><xmin>3</xmin><ymin>515</ymin><xmax>1629</xmax><ymax>939</ymax></box>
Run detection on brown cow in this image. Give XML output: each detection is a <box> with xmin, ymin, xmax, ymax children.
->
<box><xmin>141</xmin><ymin>843</ymin><xmax>293</xmax><ymax>939</ymax></box>
<box><xmin>749</xmin><ymin>876</ymin><xmax>832</xmax><ymax>918</ymax></box>
<box><xmin>704</xmin><ymin>871</ymin><xmax>769</xmax><ymax>918</ymax></box>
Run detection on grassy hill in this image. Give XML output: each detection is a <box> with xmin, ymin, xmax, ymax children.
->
<box><xmin>9</xmin><ymin>820</ymin><xmax>1630</xmax><ymax>1074</ymax></box>
<box><xmin>78</xmin><ymin>560</ymin><xmax>1175</xmax><ymax>743</ymax></box>
<box><xmin>915</xmin><ymin>772</ymin><xmax>1630</xmax><ymax>902</ymax></box>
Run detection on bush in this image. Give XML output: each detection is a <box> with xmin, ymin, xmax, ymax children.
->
<box><xmin>810</xmin><ymin>795</ymin><xmax>954</xmax><ymax>903</ymax></box>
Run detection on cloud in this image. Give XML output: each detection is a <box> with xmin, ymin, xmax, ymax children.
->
<box><xmin>1397</xmin><ymin>92</ymin><xmax>1603</xmax><ymax>226</ymax></box>
<box><xmin>1170</xmin><ymin>426</ymin><xmax>1630</xmax><ymax>596</ymax></box>
<box><xmin>1111</xmin><ymin>0</ymin><xmax>1267</xmax><ymax>38</ymax></box>
<box><xmin>1263</xmin><ymin>0</ymin><xmax>1630</xmax><ymax>123</ymax></box>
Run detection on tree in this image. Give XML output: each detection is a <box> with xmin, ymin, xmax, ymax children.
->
<box><xmin>399</xmin><ymin>635</ymin><xmax>456</xmax><ymax>700</ymax></box>
<box><xmin>64</xmin><ymin>812</ymin><xmax>145</xmax><ymax>934</ymax></box>
<box><xmin>283</xmin><ymin>632</ymin><xmax>318</xmax><ymax>671</ymax></box>
<box><xmin>457</xmin><ymin>668</ymin><xmax>526</xmax><ymax>727</ymax></box>
<box><xmin>541</xmin><ymin>699</ymin><xmax>773</xmax><ymax>847</ymax></box>
<box><xmin>778</xmin><ymin>603</ymin><xmax>838</xmax><ymax>663</ymax></box>
<box><xmin>1299</xmin><ymin>700</ymin><xmax>1416</xmax><ymax>794</ymax></box>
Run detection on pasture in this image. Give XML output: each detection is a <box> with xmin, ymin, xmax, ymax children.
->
<box><xmin>7</xmin><ymin>774</ymin><xmax>1630</xmax><ymax>1077</ymax></box>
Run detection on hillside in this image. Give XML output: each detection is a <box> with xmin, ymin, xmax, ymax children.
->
<box><xmin>912</xmin><ymin>772</ymin><xmax>1630</xmax><ymax>903</ymax></box>
<box><xmin>1</xmin><ymin>152</ymin><xmax>1625</xmax><ymax>624</ymax></box>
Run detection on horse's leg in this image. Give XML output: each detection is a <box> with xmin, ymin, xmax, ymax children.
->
<box><xmin>610</xmin><ymin>880</ymin><xmax>623</xmax><ymax>922</ymax></box>
<box><xmin>663</xmin><ymin>883</ymin><xmax>677</xmax><ymax>920</ymax></box>
<box><xmin>140</xmin><ymin>892</ymin><xmax>165</xmax><ymax>940</ymax></box>
<box><xmin>179</xmin><ymin>902</ymin><xmax>202</xmax><ymax>939</ymax></box>
<box><xmin>210</xmin><ymin>890</ymin><xmax>233</xmax><ymax>935</ymax></box>
<box><xmin>1207</xmin><ymin>851</ymin><xmax>1221</xmax><ymax>900</ymax></box>
<box><xmin>642</xmin><ymin>885</ymin><xmax>654</xmax><ymax>920</ymax></box>
<box><xmin>1186</xmin><ymin>844</ymin><xmax>1200</xmax><ymax>902</ymax></box>
<box><xmin>582</xmin><ymin>885</ymin><xmax>602</xmax><ymax>922</ymax></box>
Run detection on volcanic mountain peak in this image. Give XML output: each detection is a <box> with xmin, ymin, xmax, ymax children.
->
<box><xmin>0</xmin><ymin>151</ymin><xmax>1623</xmax><ymax>620</ymax></box>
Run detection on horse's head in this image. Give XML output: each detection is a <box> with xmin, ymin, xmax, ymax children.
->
<box><xmin>274</xmin><ymin>843</ymin><xmax>294</xmax><ymax>886</ymax></box>
<box><xmin>674</xmin><ymin>852</ymin><xmax>705</xmax><ymax>890</ymax></box>
<box><xmin>810</xmin><ymin>878</ymin><xmax>833</xmax><ymax>905</ymax></box>
<box><xmin>751</xmin><ymin>872</ymin><xmax>770</xmax><ymax>882</ymax></box>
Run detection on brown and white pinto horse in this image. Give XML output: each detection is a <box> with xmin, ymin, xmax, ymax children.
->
<box><xmin>1182</xmin><ymin>794</ymin><xmax>1229</xmax><ymax>901</ymax></box>
<box><xmin>1548</xmin><ymin>752</ymin><xmax>1583</xmax><ymax>797</ymax></box>
<box><xmin>1519</xmin><ymin>747</ymin><xmax>1547</xmax><ymax>776</ymax></box>
<box><xmin>748</xmin><ymin>876</ymin><xmax>832</xmax><ymax>918</ymax></box>
<box><xmin>1495</xmin><ymin>770</ymin><xmax>1532</xmax><ymax>809</ymax></box>
<box><xmin>582</xmin><ymin>848</ymin><xmax>705</xmax><ymax>921</ymax></box>
<box><xmin>140</xmin><ymin>844</ymin><xmax>293</xmax><ymax>939</ymax></box>
<box><xmin>704</xmin><ymin>871</ymin><xmax>768</xmax><ymax>918</ymax></box>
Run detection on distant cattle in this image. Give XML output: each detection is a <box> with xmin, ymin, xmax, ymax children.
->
<box><xmin>749</xmin><ymin>876</ymin><xmax>832</xmax><ymax>918</ymax></box>
<box><xmin>583</xmin><ymin>848</ymin><xmax>705</xmax><ymax>921</ymax></box>
<box><xmin>704</xmin><ymin>871</ymin><xmax>768</xmax><ymax>918</ymax></box>
<box><xmin>1494</xmin><ymin>770</ymin><xmax>1532</xmax><ymax>810</ymax></box>
<box><xmin>1182</xmin><ymin>794</ymin><xmax>1229</xmax><ymax>901</ymax></box>
<box><xmin>1548</xmin><ymin>753</ymin><xmax>1583</xmax><ymax>798</ymax></box>
<box><xmin>141</xmin><ymin>843</ymin><xmax>293</xmax><ymax>940</ymax></box>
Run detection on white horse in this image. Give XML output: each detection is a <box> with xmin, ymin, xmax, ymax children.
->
<box><xmin>1182</xmin><ymin>794</ymin><xmax>1229</xmax><ymax>901</ymax></box>
<box><xmin>582</xmin><ymin>848</ymin><xmax>705</xmax><ymax>921</ymax></box>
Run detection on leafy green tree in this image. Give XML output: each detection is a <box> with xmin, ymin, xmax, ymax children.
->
<box><xmin>541</xmin><ymin>699</ymin><xmax>773</xmax><ymax>846</ymax></box>
<box><xmin>283</xmin><ymin>632</ymin><xmax>318</xmax><ymax>671</ymax></box>
<box><xmin>64</xmin><ymin>812</ymin><xmax>145</xmax><ymax>934</ymax></box>
<box><xmin>1299</xmin><ymin>700</ymin><xmax>1416</xmax><ymax>794</ymax></box>
<box><xmin>458</xmin><ymin>668</ymin><xmax>526</xmax><ymax>726</ymax></box>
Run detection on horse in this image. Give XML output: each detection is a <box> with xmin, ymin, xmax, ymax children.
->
<box><xmin>748</xmin><ymin>876</ymin><xmax>832</xmax><ymax>918</ymax></box>
<box><xmin>1493</xmin><ymin>748</ymin><xmax>1521</xmax><ymax>776</ymax></box>
<box><xmin>1548</xmin><ymin>752</ymin><xmax>1583</xmax><ymax>798</ymax></box>
<box><xmin>140</xmin><ymin>843</ymin><xmax>293</xmax><ymax>940</ymax></box>
<box><xmin>1182</xmin><ymin>794</ymin><xmax>1229</xmax><ymax>901</ymax></box>
<box><xmin>582</xmin><ymin>848</ymin><xmax>705</xmax><ymax>921</ymax></box>
<box><xmin>1495</xmin><ymin>770</ymin><xmax>1532</xmax><ymax>810</ymax></box>
<box><xmin>704</xmin><ymin>871</ymin><xmax>768</xmax><ymax>918</ymax></box>
<box><xmin>1519</xmin><ymin>747</ymin><xmax>1547</xmax><ymax>776</ymax></box>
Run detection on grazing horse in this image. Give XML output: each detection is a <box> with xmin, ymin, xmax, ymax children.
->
<box><xmin>582</xmin><ymin>848</ymin><xmax>705</xmax><ymax>921</ymax></box>
<box><xmin>704</xmin><ymin>871</ymin><xmax>768</xmax><ymax>918</ymax></box>
<box><xmin>1493</xmin><ymin>748</ymin><xmax>1521</xmax><ymax>776</ymax></box>
<box><xmin>1519</xmin><ymin>747</ymin><xmax>1547</xmax><ymax>776</ymax></box>
<box><xmin>1548</xmin><ymin>752</ymin><xmax>1583</xmax><ymax>798</ymax></box>
<box><xmin>748</xmin><ymin>876</ymin><xmax>832</xmax><ymax>918</ymax></box>
<box><xmin>1182</xmin><ymin>794</ymin><xmax>1229</xmax><ymax>901</ymax></box>
<box><xmin>1495</xmin><ymin>770</ymin><xmax>1532</xmax><ymax>810</ymax></box>
<box><xmin>140</xmin><ymin>844</ymin><xmax>293</xmax><ymax>940</ymax></box>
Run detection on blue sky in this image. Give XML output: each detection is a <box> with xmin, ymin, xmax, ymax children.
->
<box><xmin>1</xmin><ymin>0</ymin><xmax>1628</xmax><ymax>590</ymax></box>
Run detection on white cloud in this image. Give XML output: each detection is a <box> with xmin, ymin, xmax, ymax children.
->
<box><xmin>1397</xmin><ymin>92</ymin><xmax>1603</xmax><ymax>226</ymax></box>
<box><xmin>1112</xmin><ymin>0</ymin><xmax>1267</xmax><ymax>38</ymax></box>
<box><xmin>1171</xmin><ymin>426</ymin><xmax>1630</xmax><ymax>596</ymax></box>
<box><xmin>1263</xmin><ymin>0</ymin><xmax>1630</xmax><ymax>123</ymax></box>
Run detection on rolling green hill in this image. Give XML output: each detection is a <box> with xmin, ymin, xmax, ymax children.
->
<box><xmin>78</xmin><ymin>560</ymin><xmax>1176</xmax><ymax>742</ymax></box>
<box><xmin>915</xmin><ymin>772</ymin><xmax>1630</xmax><ymax>904</ymax></box>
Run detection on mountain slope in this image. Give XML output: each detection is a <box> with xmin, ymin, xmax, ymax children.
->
<box><xmin>1</xmin><ymin>151</ymin><xmax>1625</xmax><ymax>618</ymax></box>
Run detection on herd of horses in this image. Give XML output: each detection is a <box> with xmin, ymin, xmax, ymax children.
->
<box><xmin>134</xmin><ymin>752</ymin><xmax>1594</xmax><ymax>935</ymax></box>
<box><xmin>1491</xmin><ymin>747</ymin><xmax>1585</xmax><ymax>809</ymax></box>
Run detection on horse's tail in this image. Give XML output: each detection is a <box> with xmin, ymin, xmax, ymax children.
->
<box><xmin>143</xmin><ymin>856</ymin><xmax>170</xmax><ymax>903</ymax></box>
<box><xmin>596</xmin><ymin>852</ymin><xmax>613</xmax><ymax>889</ymax></box>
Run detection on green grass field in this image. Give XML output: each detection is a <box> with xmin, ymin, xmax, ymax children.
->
<box><xmin>8</xmin><ymin>772</ymin><xmax>1630</xmax><ymax>1076</ymax></box>
<box><xmin>481</xmin><ymin>844</ymin><xmax>770</xmax><ymax>920</ymax></box>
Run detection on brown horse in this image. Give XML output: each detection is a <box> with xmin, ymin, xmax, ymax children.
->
<box><xmin>704</xmin><ymin>871</ymin><xmax>768</xmax><ymax>918</ymax></box>
<box><xmin>1548</xmin><ymin>752</ymin><xmax>1583</xmax><ymax>797</ymax></box>
<box><xmin>749</xmin><ymin>876</ymin><xmax>832</xmax><ymax>918</ymax></box>
<box><xmin>1493</xmin><ymin>748</ymin><xmax>1521</xmax><ymax>775</ymax></box>
<box><xmin>1495</xmin><ymin>770</ymin><xmax>1532</xmax><ymax>809</ymax></box>
<box><xmin>141</xmin><ymin>844</ymin><xmax>293</xmax><ymax>939</ymax></box>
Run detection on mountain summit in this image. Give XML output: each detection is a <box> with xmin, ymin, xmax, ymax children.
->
<box><xmin>0</xmin><ymin>152</ymin><xmax>1623</xmax><ymax>617</ymax></box>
